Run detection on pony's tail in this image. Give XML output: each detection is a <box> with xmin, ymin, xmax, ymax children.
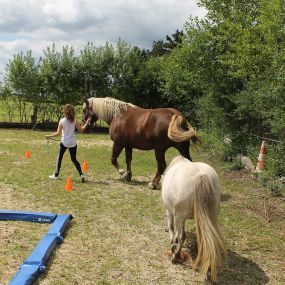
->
<box><xmin>192</xmin><ymin>175</ymin><xmax>226</xmax><ymax>282</ymax></box>
<box><xmin>167</xmin><ymin>115</ymin><xmax>200</xmax><ymax>144</ymax></box>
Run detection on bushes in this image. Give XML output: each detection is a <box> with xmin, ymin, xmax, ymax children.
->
<box><xmin>265</xmin><ymin>142</ymin><xmax>285</xmax><ymax>178</ymax></box>
<box><xmin>200</xmin><ymin>129</ymin><xmax>285</xmax><ymax>196</ymax></box>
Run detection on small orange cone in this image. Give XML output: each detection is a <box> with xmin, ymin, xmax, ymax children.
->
<box><xmin>256</xmin><ymin>141</ymin><xmax>266</xmax><ymax>172</ymax></box>
<box><xmin>25</xmin><ymin>150</ymin><xmax>31</xmax><ymax>158</ymax></box>
<box><xmin>65</xmin><ymin>176</ymin><xmax>73</xmax><ymax>191</ymax></box>
<box><xmin>82</xmin><ymin>160</ymin><xmax>88</xmax><ymax>173</ymax></box>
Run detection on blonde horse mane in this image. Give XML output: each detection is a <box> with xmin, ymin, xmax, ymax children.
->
<box><xmin>89</xmin><ymin>97</ymin><xmax>136</xmax><ymax>123</ymax></box>
<box><xmin>193</xmin><ymin>174</ymin><xmax>226</xmax><ymax>282</ymax></box>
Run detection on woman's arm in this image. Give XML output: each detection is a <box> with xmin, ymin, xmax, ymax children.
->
<box><xmin>76</xmin><ymin>118</ymin><xmax>91</xmax><ymax>133</ymax></box>
<box><xmin>45</xmin><ymin>123</ymin><xmax>63</xmax><ymax>139</ymax></box>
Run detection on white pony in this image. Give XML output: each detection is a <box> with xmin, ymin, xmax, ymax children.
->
<box><xmin>161</xmin><ymin>156</ymin><xmax>226</xmax><ymax>282</ymax></box>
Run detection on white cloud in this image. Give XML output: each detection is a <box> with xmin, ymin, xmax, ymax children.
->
<box><xmin>42</xmin><ymin>0</ymin><xmax>79</xmax><ymax>23</ymax></box>
<box><xmin>0</xmin><ymin>0</ymin><xmax>206</xmax><ymax>77</ymax></box>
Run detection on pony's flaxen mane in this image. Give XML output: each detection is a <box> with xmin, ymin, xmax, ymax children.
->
<box><xmin>90</xmin><ymin>97</ymin><xmax>136</xmax><ymax>123</ymax></box>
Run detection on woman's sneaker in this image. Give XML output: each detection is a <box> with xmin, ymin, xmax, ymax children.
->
<box><xmin>80</xmin><ymin>175</ymin><xmax>85</xmax><ymax>183</ymax></box>
<box><xmin>49</xmin><ymin>174</ymin><xmax>58</xmax><ymax>179</ymax></box>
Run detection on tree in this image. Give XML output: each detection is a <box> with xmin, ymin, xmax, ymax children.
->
<box><xmin>111</xmin><ymin>39</ymin><xmax>144</xmax><ymax>103</ymax></box>
<box><xmin>78</xmin><ymin>42</ymin><xmax>115</xmax><ymax>98</ymax></box>
<box><xmin>40</xmin><ymin>44</ymin><xmax>80</xmax><ymax>120</ymax></box>
<box><xmin>5</xmin><ymin>50</ymin><xmax>41</xmax><ymax>123</ymax></box>
<box><xmin>160</xmin><ymin>43</ymin><xmax>201</xmax><ymax>123</ymax></box>
<box><xmin>180</xmin><ymin>0</ymin><xmax>285</xmax><ymax>146</ymax></box>
<box><xmin>135</xmin><ymin>56</ymin><xmax>164</xmax><ymax>108</ymax></box>
<box><xmin>150</xmin><ymin>30</ymin><xmax>185</xmax><ymax>57</ymax></box>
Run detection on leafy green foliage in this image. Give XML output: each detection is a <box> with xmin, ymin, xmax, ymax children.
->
<box><xmin>111</xmin><ymin>39</ymin><xmax>144</xmax><ymax>103</ymax></box>
<box><xmin>134</xmin><ymin>57</ymin><xmax>163</xmax><ymax>108</ymax></box>
<box><xmin>4</xmin><ymin>50</ymin><xmax>41</xmax><ymax>122</ymax></box>
<box><xmin>79</xmin><ymin>42</ymin><xmax>114</xmax><ymax>98</ymax></box>
<box><xmin>41</xmin><ymin>44</ymin><xmax>80</xmax><ymax>111</ymax></box>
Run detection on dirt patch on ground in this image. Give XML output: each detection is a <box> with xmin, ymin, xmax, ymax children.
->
<box><xmin>0</xmin><ymin>150</ymin><xmax>12</xmax><ymax>155</ymax></box>
<box><xmin>0</xmin><ymin>184</ymin><xmax>15</xmax><ymax>208</ymax></box>
<box><xmin>13</xmin><ymin>160</ymin><xmax>29</xmax><ymax>166</ymax></box>
<box><xmin>78</xmin><ymin>139</ymin><xmax>112</xmax><ymax>148</ymax></box>
<box><xmin>243</xmin><ymin>195</ymin><xmax>285</xmax><ymax>224</ymax></box>
<box><xmin>0</xmin><ymin>138</ymin><xmax>113</xmax><ymax>148</ymax></box>
<box><xmin>0</xmin><ymin>138</ymin><xmax>47</xmax><ymax>145</ymax></box>
<box><xmin>222</xmin><ymin>168</ymin><xmax>285</xmax><ymax>226</ymax></box>
<box><xmin>223</xmin><ymin>168</ymin><xmax>251</xmax><ymax>181</ymax></box>
<box><xmin>0</xmin><ymin>183</ymin><xmax>31</xmax><ymax>210</ymax></box>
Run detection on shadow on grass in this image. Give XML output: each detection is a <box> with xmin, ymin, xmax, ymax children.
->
<box><xmin>106</xmin><ymin>177</ymin><xmax>151</xmax><ymax>188</ymax></box>
<box><xmin>217</xmin><ymin>250</ymin><xmax>269</xmax><ymax>284</ymax></box>
<box><xmin>85</xmin><ymin>179</ymin><xmax>110</xmax><ymax>186</ymax></box>
<box><xmin>81</xmin><ymin>177</ymin><xmax>150</xmax><ymax>188</ymax></box>
<box><xmin>178</xmin><ymin>232</ymin><xmax>269</xmax><ymax>285</ymax></box>
<box><xmin>128</xmin><ymin>180</ymin><xmax>151</xmax><ymax>187</ymax></box>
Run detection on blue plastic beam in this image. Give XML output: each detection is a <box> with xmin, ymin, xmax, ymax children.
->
<box><xmin>0</xmin><ymin>210</ymin><xmax>73</xmax><ymax>285</ymax></box>
<box><xmin>0</xmin><ymin>210</ymin><xmax>57</xmax><ymax>223</ymax></box>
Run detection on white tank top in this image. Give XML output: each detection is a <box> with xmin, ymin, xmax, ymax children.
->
<box><xmin>60</xmin><ymin>117</ymin><xmax>77</xmax><ymax>148</ymax></box>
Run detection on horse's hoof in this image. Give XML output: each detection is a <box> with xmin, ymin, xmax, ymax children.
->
<box><xmin>148</xmin><ymin>182</ymin><xmax>155</xmax><ymax>189</ymax></box>
<box><xmin>122</xmin><ymin>172</ymin><xmax>132</xmax><ymax>181</ymax></box>
<box><xmin>118</xmin><ymin>169</ymin><xmax>126</xmax><ymax>175</ymax></box>
<box><xmin>148</xmin><ymin>182</ymin><xmax>159</xmax><ymax>190</ymax></box>
<box><xmin>171</xmin><ymin>254</ymin><xmax>178</xmax><ymax>263</ymax></box>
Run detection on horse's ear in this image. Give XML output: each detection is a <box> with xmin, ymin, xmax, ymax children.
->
<box><xmin>83</xmin><ymin>97</ymin><xmax>89</xmax><ymax>105</ymax></box>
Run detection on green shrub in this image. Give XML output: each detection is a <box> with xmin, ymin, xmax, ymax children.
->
<box><xmin>266</xmin><ymin>142</ymin><xmax>285</xmax><ymax>178</ymax></box>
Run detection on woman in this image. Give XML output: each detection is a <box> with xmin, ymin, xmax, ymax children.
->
<box><xmin>45</xmin><ymin>104</ymin><xmax>91</xmax><ymax>182</ymax></box>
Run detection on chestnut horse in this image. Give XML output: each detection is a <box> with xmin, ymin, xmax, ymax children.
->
<box><xmin>83</xmin><ymin>97</ymin><xmax>199</xmax><ymax>189</ymax></box>
<box><xmin>162</xmin><ymin>156</ymin><xmax>226</xmax><ymax>282</ymax></box>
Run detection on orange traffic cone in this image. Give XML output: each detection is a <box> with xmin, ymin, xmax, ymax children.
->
<box><xmin>65</xmin><ymin>176</ymin><xmax>73</xmax><ymax>191</ymax></box>
<box><xmin>256</xmin><ymin>141</ymin><xmax>266</xmax><ymax>172</ymax></box>
<box><xmin>82</xmin><ymin>160</ymin><xmax>88</xmax><ymax>173</ymax></box>
<box><xmin>25</xmin><ymin>150</ymin><xmax>31</xmax><ymax>158</ymax></box>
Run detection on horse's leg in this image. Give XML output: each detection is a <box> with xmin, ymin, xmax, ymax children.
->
<box><xmin>171</xmin><ymin>217</ymin><xmax>186</xmax><ymax>262</ymax></box>
<box><xmin>175</xmin><ymin>141</ymin><xmax>192</xmax><ymax>161</ymax></box>
<box><xmin>122</xmin><ymin>147</ymin><xmax>132</xmax><ymax>181</ymax></box>
<box><xmin>166</xmin><ymin>210</ymin><xmax>174</xmax><ymax>243</ymax></box>
<box><xmin>111</xmin><ymin>142</ymin><xmax>126</xmax><ymax>176</ymax></box>
<box><xmin>148</xmin><ymin>149</ymin><xmax>166</xmax><ymax>189</ymax></box>
<box><xmin>167</xmin><ymin>210</ymin><xmax>179</xmax><ymax>255</ymax></box>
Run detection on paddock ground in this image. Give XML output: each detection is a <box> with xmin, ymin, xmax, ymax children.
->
<box><xmin>0</xmin><ymin>129</ymin><xmax>284</xmax><ymax>285</ymax></box>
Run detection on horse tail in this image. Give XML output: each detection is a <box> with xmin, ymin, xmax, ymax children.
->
<box><xmin>167</xmin><ymin>115</ymin><xmax>200</xmax><ymax>143</ymax></box>
<box><xmin>192</xmin><ymin>175</ymin><xmax>226</xmax><ymax>282</ymax></box>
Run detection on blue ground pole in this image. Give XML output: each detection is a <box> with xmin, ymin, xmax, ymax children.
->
<box><xmin>0</xmin><ymin>210</ymin><xmax>73</xmax><ymax>285</ymax></box>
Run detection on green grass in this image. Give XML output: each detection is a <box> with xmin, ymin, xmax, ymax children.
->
<box><xmin>0</xmin><ymin>129</ymin><xmax>284</xmax><ymax>284</ymax></box>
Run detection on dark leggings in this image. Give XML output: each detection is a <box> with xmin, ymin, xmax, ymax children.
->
<box><xmin>55</xmin><ymin>143</ymin><xmax>83</xmax><ymax>177</ymax></box>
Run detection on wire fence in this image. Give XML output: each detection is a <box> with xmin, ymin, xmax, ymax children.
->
<box><xmin>203</xmin><ymin>131</ymin><xmax>285</xmax><ymax>166</ymax></box>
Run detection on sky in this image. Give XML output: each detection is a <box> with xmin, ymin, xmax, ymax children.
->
<box><xmin>0</xmin><ymin>0</ymin><xmax>206</xmax><ymax>80</ymax></box>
